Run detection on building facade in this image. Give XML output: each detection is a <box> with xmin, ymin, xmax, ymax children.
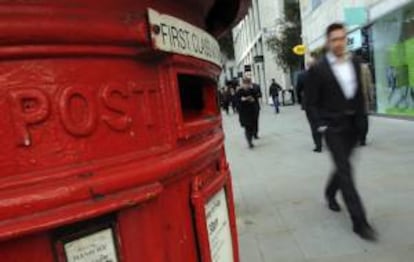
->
<box><xmin>219</xmin><ymin>58</ymin><xmax>236</xmax><ymax>88</ymax></box>
<box><xmin>232</xmin><ymin>0</ymin><xmax>292</xmax><ymax>102</ymax></box>
<box><xmin>300</xmin><ymin>0</ymin><xmax>414</xmax><ymax>117</ymax></box>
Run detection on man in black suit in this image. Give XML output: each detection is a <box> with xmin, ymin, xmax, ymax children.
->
<box><xmin>305</xmin><ymin>23</ymin><xmax>377</xmax><ymax>241</ymax></box>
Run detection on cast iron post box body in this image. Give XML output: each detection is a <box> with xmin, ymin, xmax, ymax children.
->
<box><xmin>0</xmin><ymin>1</ymin><xmax>249</xmax><ymax>261</ymax></box>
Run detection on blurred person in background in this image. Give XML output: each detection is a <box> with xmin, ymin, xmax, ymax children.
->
<box><xmin>251</xmin><ymin>81</ymin><xmax>262</xmax><ymax>139</ymax></box>
<box><xmin>229</xmin><ymin>84</ymin><xmax>238</xmax><ymax>114</ymax></box>
<box><xmin>237</xmin><ymin>78</ymin><xmax>258</xmax><ymax>149</ymax></box>
<box><xmin>358</xmin><ymin>62</ymin><xmax>374</xmax><ymax>146</ymax></box>
<box><xmin>269</xmin><ymin>79</ymin><xmax>283</xmax><ymax>114</ymax></box>
<box><xmin>296</xmin><ymin>71</ymin><xmax>306</xmax><ymax>108</ymax></box>
<box><xmin>221</xmin><ymin>86</ymin><xmax>231</xmax><ymax>115</ymax></box>
<box><xmin>305</xmin><ymin>23</ymin><xmax>377</xmax><ymax>241</ymax></box>
<box><xmin>299</xmin><ymin>58</ymin><xmax>323</xmax><ymax>153</ymax></box>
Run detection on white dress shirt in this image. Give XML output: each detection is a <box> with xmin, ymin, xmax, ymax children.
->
<box><xmin>326</xmin><ymin>52</ymin><xmax>357</xmax><ymax>100</ymax></box>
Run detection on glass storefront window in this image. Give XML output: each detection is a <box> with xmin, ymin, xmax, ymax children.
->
<box><xmin>372</xmin><ymin>2</ymin><xmax>414</xmax><ymax>117</ymax></box>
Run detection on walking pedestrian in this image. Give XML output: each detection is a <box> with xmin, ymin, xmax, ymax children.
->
<box><xmin>229</xmin><ymin>85</ymin><xmax>238</xmax><ymax>114</ymax></box>
<box><xmin>221</xmin><ymin>86</ymin><xmax>230</xmax><ymax>115</ymax></box>
<box><xmin>298</xmin><ymin>62</ymin><xmax>323</xmax><ymax>153</ymax></box>
<box><xmin>218</xmin><ymin>87</ymin><xmax>224</xmax><ymax>110</ymax></box>
<box><xmin>269</xmin><ymin>79</ymin><xmax>282</xmax><ymax>114</ymax></box>
<box><xmin>237</xmin><ymin>78</ymin><xmax>258</xmax><ymax>148</ymax></box>
<box><xmin>296</xmin><ymin>71</ymin><xmax>307</xmax><ymax>110</ymax></box>
<box><xmin>305</xmin><ymin>23</ymin><xmax>377</xmax><ymax>241</ymax></box>
<box><xmin>357</xmin><ymin>63</ymin><xmax>374</xmax><ymax>146</ymax></box>
<box><xmin>251</xmin><ymin>82</ymin><xmax>262</xmax><ymax>139</ymax></box>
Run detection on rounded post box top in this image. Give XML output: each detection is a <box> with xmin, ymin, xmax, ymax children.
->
<box><xmin>0</xmin><ymin>0</ymin><xmax>250</xmax><ymax>45</ymax></box>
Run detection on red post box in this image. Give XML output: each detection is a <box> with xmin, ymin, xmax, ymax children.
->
<box><xmin>0</xmin><ymin>1</ymin><xmax>249</xmax><ymax>261</ymax></box>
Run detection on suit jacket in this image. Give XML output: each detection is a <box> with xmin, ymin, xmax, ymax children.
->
<box><xmin>305</xmin><ymin>55</ymin><xmax>366</xmax><ymax>129</ymax></box>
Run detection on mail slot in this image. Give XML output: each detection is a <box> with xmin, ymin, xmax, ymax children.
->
<box><xmin>0</xmin><ymin>1</ymin><xmax>249</xmax><ymax>261</ymax></box>
<box><xmin>178</xmin><ymin>74</ymin><xmax>219</xmax><ymax>123</ymax></box>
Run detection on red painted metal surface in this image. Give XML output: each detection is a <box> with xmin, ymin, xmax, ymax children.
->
<box><xmin>0</xmin><ymin>1</ymin><xmax>249</xmax><ymax>261</ymax></box>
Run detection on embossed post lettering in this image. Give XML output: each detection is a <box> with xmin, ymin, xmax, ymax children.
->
<box><xmin>8</xmin><ymin>82</ymin><xmax>160</xmax><ymax>147</ymax></box>
<box><xmin>8</xmin><ymin>88</ymin><xmax>51</xmax><ymax>147</ymax></box>
<box><xmin>130</xmin><ymin>83</ymin><xmax>157</xmax><ymax>127</ymax></box>
<box><xmin>101</xmin><ymin>84</ymin><xmax>132</xmax><ymax>131</ymax></box>
<box><xmin>59</xmin><ymin>86</ymin><xmax>98</xmax><ymax>136</ymax></box>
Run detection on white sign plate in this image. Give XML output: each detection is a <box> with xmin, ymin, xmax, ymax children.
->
<box><xmin>64</xmin><ymin>228</ymin><xmax>118</xmax><ymax>262</ymax></box>
<box><xmin>148</xmin><ymin>8</ymin><xmax>222</xmax><ymax>67</ymax></box>
<box><xmin>205</xmin><ymin>189</ymin><xmax>234</xmax><ymax>262</ymax></box>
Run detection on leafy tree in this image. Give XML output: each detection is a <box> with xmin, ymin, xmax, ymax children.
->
<box><xmin>266</xmin><ymin>2</ymin><xmax>303</xmax><ymax>72</ymax></box>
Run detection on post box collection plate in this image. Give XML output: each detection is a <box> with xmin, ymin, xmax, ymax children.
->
<box><xmin>63</xmin><ymin>228</ymin><xmax>118</xmax><ymax>262</ymax></box>
<box><xmin>205</xmin><ymin>189</ymin><xmax>234</xmax><ymax>262</ymax></box>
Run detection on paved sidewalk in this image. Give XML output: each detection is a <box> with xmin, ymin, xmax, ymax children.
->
<box><xmin>223</xmin><ymin>105</ymin><xmax>414</xmax><ymax>262</ymax></box>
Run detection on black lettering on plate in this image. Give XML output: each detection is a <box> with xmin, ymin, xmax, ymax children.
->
<box><xmin>178</xmin><ymin>28</ymin><xmax>187</xmax><ymax>50</ymax></box>
<box><xmin>171</xmin><ymin>26</ymin><xmax>179</xmax><ymax>49</ymax></box>
<box><xmin>160</xmin><ymin>23</ymin><xmax>169</xmax><ymax>45</ymax></box>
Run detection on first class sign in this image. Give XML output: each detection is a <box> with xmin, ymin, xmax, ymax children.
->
<box><xmin>148</xmin><ymin>8</ymin><xmax>222</xmax><ymax>67</ymax></box>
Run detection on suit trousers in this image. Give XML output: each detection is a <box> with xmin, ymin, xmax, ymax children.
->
<box><xmin>356</xmin><ymin>114</ymin><xmax>369</xmax><ymax>144</ymax></box>
<box><xmin>244</xmin><ymin>125</ymin><xmax>255</xmax><ymax>145</ymax></box>
<box><xmin>324</xmin><ymin>120</ymin><xmax>368</xmax><ymax>227</ymax></box>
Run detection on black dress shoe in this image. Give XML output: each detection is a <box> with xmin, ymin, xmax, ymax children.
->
<box><xmin>327</xmin><ymin>199</ymin><xmax>341</xmax><ymax>212</ymax></box>
<box><xmin>313</xmin><ymin>148</ymin><xmax>322</xmax><ymax>153</ymax></box>
<box><xmin>248</xmin><ymin>143</ymin><xmax>255</xmax><ymax>149</ymax></box>
<box><xmin>353</xmin><ymin>224</ymin><xmax>378</xmax><ymax>242</ymax></box>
